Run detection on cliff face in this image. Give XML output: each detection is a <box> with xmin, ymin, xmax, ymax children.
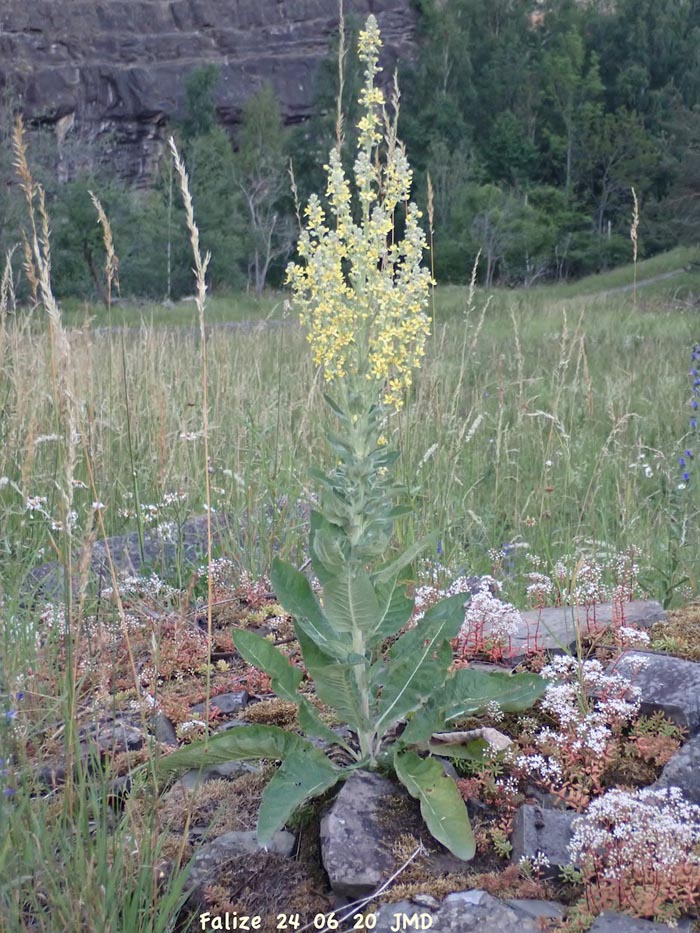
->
<box><xmin>0</xmin><ymin>0</ymin><xmax>417</xmax><ymax>183</ymax></box>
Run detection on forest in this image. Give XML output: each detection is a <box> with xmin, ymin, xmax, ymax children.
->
<box><xmin>1</xmin><ymin>0</ymin><xmax>699</xmax><ymax>299</ymax></box>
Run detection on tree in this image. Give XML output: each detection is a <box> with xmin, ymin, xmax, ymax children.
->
<box><xmin>234</xmin><ymin>84</ymin><xmax>294</xmax><ymax>294</ymax></box>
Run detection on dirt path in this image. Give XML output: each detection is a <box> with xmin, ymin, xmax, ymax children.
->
<box><xmin>588</xmin><ymin>268</ymin><xmax>685</xmax><ymax>298</ymax></box>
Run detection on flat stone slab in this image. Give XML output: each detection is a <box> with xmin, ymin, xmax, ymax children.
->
<box><xmin>588</xmin><ymin>910</ymin><xmax>695</xmax><ymax>931</ymax></box>
<box><xmin>502</xmin><ymin>601</ymin><xmax>665</xmax><ymax>659</ymax></box>
<box><xmin>610</xmin><ymin>651</ymin><xmax>700</xmax><ymax>735</ymax></box>
<box><xmin>320</xmin><ymin>770</ymin><xmax>405</xmax><ymax>898</ymax></box>
<box><xmin>374</xmin><ymin>891</ymin><xmax>553</xmax><ymax>933</ymax></box>
<box><xmin>510</xmin><ymin>804</ymin><xmax>578</xmax><ymax>875</ymax></box>
<box><xmin>653</xmin><ymin>733</ymin><xmax>700</xmax><ymax>804</ymax></box>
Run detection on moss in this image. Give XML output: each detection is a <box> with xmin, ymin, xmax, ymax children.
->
<box><xmin>651</xmin><ymin>605</ymin><xmax>700</xmax><ymax>660</ymax></box>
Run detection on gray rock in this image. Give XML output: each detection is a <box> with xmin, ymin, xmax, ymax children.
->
<box><xmin>178</xmin><ymin>759</ymin><xmax>260</xmax><ymax>791</ymax></box>
<box><xmin>374</xmin><ymin>891</ymin><xmax>546</xmax><ymax>933</ymax></box>
<box><xmin>510</xmin><ymin>804</ymin><xmax>578</xmax><ymax>875</ymax></box>
<box><xmin>190</xmin><ymin>691</ymin><xmax>249</xmax><ymax>716</ymax></box>
<box><xmin>503</xmin><ymin>601</ymin><xmax>665</xmax><ymax>660</ymax></box>
<box><xmin>588</xmin><ymin>910</ymin><xmax>695</xmax><ymax>931</ymax></box>
<box><xmin>610</xmin><ymin>652</ymin><xmax>700</xmax><ymax>735</ymax></box>
<box><xmin>26</xmin><ymin>512</ymin><xmax>234</xmax><ymax>602</ymax></box>
<box><xmin>187</xmin><ymin>829</ymin><xmax>295</xmax><ymax>891</ymax></box>
<box><xmin>320</xmin><ymin>770</ymin><xmax>405</xmax><ymax>898</ymax></box>
<box><xmin>505</xmin><ymin>898</ymin><xmax>565</xmax><ymax>922</ymax></box>
<box><xmin>653</xmin><ymin>733</ymin><xmax>700</xmax><ymax>804</ymax></box>
<box><xmin>152</xmin><ymin>713</ymin><xmax>178</xmax><ymax>746</ymax></box>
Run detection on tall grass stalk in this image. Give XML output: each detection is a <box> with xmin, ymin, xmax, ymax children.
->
<box><xmin>169</xmin><ymin>137</ymin><xmax>215</xmax><ymax>743</ymax></box>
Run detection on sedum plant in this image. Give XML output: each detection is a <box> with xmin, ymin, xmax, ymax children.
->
<box><xmin>157</xmin><ymin>16</ymin><xmax>545</xmax><ymax>860</ymax></box>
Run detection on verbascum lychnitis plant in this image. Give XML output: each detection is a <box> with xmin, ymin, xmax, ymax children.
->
<box><xmin>158</xmin><ymin>16</ymin><xmax>545</xmax><ymax>860</ymax></box>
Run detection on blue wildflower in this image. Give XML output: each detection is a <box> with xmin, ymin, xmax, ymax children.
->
<box><xmin>684</xmin><ymin>471</ymin><xmax>691</xmax><ymax>482</ymax></box>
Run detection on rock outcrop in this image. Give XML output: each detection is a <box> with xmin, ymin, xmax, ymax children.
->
<box><xmin>0</xmin><ymin>0</ymin><xmax>417</xmax><ymax>183</ymax></box>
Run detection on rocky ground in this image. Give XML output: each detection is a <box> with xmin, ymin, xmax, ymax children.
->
<box><xmin>10</xmin><ymin>530</ymin><xmax>700</xmax><ymax>932</ymax></box>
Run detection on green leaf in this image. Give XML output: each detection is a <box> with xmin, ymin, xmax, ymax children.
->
<box><xmin>372</xmin><ymin>533</ymin><xmax>439</xmax><ymax>585</ymax></box>
<box><xmin>322</xmin><ymin>393</ymin><xmax>349</xmax><ymax>422</ymax></box>
<box><xmin>373</xmin><ymin>579</ymin><xmax>414</xmax><ymax>641</ymax></box>
<box><xmin>233</xmin><ymin>629</ymin><xmax>302</xmax><ymax>702</ymax></box>
<box><xmin>271</xmin><ymin>558</ymin><xmax>350</xmax><ymax>660</ymax></box>
<box><xmin>155</xmin><ymin>724</ymin><xmax>312</xmax><ymax>774</ymax></box>
<box><xmin>443</xmin><ymin>670</ymin><xmax>547</xmax><ymax>722</ymax></box>
<box><xmin>427</xmin><ymin>738</ymin><xmax>490</xmax><ymax>761</ymax></box>
<box><xmin>297</xmin><ymin>699</ymin><xmax>351</xmax><ymax>748</ymax></box>
<box><xmin>323</xmin><ymin>564</ymin><xmax>380</xmax><ymax>636</ymax></box>
<box><xmin>374</xmin><ymin>593</ymin><xmax>466</xmax><ymax>740</ymax></box>
<box><xmin>257</xmin><ymin>747</ymin><xmax>344</xmax><ymax>846</ymax></box>
<box><xmin>394</xmin><ymin>751</ymin><xmax>475</xmax><ymax>861</ymax></box>
<box><xmin>310</xmin><ymin>511</ymin><xmax>349</xmax><ymax>584</ymax></box>
<box><xmin>295</xmin><ymin>626</ymin><xmax>372</xmax><ymax>734</ymax></box>
<box><xmin>398</xmin><ymin>697</ymin><xmax>446</xmax><ymax>747</ymax></box>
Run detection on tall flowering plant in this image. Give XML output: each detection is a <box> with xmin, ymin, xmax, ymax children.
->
<box><xmin>158</xmin><ymin>17</ymin><xmax>545</xmax><ymax>861</ymax></box>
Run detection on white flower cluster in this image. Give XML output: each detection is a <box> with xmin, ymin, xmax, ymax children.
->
<box><xmin>616</xmin><ymin>626</ymin><xmax>651</xmax><ymax>647</ymax></box>
<box><xmin>570</xmin><ymin>786</ymin><xmax>700</xmax><ymax>878</ymax></box>
<box><xmin>517</xmin><ymin>658</ymin><xmax>642</xmax><ymax>784</ymax></box>
<box><xmin>526</xmin><ymin>571</ymin><xmax>554</xmax><ymax>603</ymax></box>
<box><xmin>100</xmin><ymin>572</ymin><xmax>179</xmax><ymax>601</ymax></box>
<box><xmin>462</xmin><ymin>586</ymin><xmax>522</xmax><ymax>643</ymax></box>
<box><xmin>197</xmin><ymin>556</ymin><xmax>236</xmax><ymax>586</ymax></box>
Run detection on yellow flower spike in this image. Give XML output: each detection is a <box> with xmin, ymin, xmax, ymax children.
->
<box><xmin>285</xmin><ymin>15</ymin><xmax>430</xmax><ymax>412</ymax></box>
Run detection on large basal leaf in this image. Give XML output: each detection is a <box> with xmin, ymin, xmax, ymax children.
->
<box><xmin>394</xmin><ymin>750</ymin><xmax>475</xmax><ymax>861</ymax></box>
<box><xmin>444</xmin><ymin>669</ymin><xmax>547</xmax><ymax>722</ymax></box>
<box><xmin>398</xmin><ymin>696</ymin><xmax>448</xmax><ymax>747</ymax></box>
<box><xmin>323</xmin><ymin>564</ymin><xmax>381</xmax><ymax>636</ymax></box>
<box><xmin>295</xmin><ymin>626</ymin><xmax>372</xmax><ymax>735</ymax></box>
<box><xmin>271</xmin><ymin>558</ymin><xmax>350</xmax><ymax>660</ymax></box>
<box><xmin>373</xmin><ymin>593</ymin><xmax>467</xmax><ymax>740</ymax></box>
<box><xmin>155</xmin><ymin>725</ymin><xmax>313</xmax><ymax>774</ymax></box>
<box><xmin>297</xmin><ymin>698</ymin><xmax>352</xmax><ymax>749</ymax></box>
<box><xmin>233</xmin><ymin>629</ymin><xmax>302</xmax><ymax>702</ymax></box>
<box><xmin>257</xmin><ymin>747</ymin><xmax>344</xmax><ymax>846</ymax></box>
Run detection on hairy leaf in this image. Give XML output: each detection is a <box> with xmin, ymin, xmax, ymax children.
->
<box><xmin>372</xmin><ymin>533</ymin><xmax>439</xmax><ymax>585</ymax></box>
<box><xmin>394</xmin><ymin>751</ymin><xmax>475</xmax><ymax>861</ymax></box>
<box><xmin>257</xmin><ymin>747</ymin><xmax>344</xmax><ymax>846</ymax></box>
<box><xmin>374</xmin><ymin>593</ymin><xmax>466</xmax><ymax>740</ymax></box>
<box><xmin>233</xmin><ymin>629</ymin><xmax>302</xmax><ymax>701</ymax></box>
<box><xmin>323</xmin><ymin>564</ymin><xmax>381</xmax><ymax>636</ymax></box>
<box><xmin>296</xmin><ymin>627</ymin><xmax>372</xmax><ymax>734</ymax></box>
<box><xmin>443</xmin><ymin>669</ymin><xmax>547</xmax><ymax>722</ymax></box>
<box><xmin>155</xmin><ymin>725</ymin><xmax>313</xmax><ymax>774</ymax></box>
<box><xmin>271</xmin><ymin>558</ymin><xmax>350</xmax><ymax>659</ymax></box>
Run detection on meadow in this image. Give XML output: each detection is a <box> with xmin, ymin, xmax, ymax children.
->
<box><xmin>3</xmin><ymin>245</ymin><xmax>700</xmax><ymax>609</ymax></box>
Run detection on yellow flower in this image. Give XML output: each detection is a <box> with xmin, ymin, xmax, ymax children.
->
<box><xmin>285</xmin><ymin>15</ymin><xmax>430</xmax><ymax>411</ymax></box>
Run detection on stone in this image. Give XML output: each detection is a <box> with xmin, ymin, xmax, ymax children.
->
<box><xmin>187</xmin><ymin>829</ymin><xmax>295</xmax><ymax>891</ymax></box>
<box><xmin>374</xmin><ymin>891</ymin><xmax>547</xmax><ymax>933</ymax></box>
<box><xmin>652</xmin><ymin>733</ymin><xmax>700</xmax><ymax>804</ymax></box>
<box><xmin>510</xmin><ymin>804</ymin><xmax>578</xmax><ymax>875</ymax></box>
<box><xmin>504</xmin><ymin>898</ymin><xmax>565</xmax><ymax>922</ymax></box>
<box><xmin>0</xmin><ymin>0</ymin><xmax>418</xmax><ymax>185</ymax></box>
<box><xmin>26</xmin><ymin>512</ymin><xmax>234</xmax><ymax>602</ymax></box>
<box><xmin>190</xmin><ymin>690</ymin><xmax>249</xmax><ymax>716</ymax></box>
<box><xmin>588</xmin><ymin>910</ymin><xmax>695</xmax><ymax>931</ymax></box>
<box><xmin>152</xmin><ymin>712</ymin><xmax>179</xmax><ymax>746</ymax></box>
<box><xmin>609</xmin><ymin>651</ymin><xmax>700</xmax><ymax>735</ymax></box>
<box><xmin>178</xmin><ymin>758</ymin><xmax>260</xmax><ymax>791</ymax></box>
<box><xmin>320</xmin><ymin>770</ymin><xmax>405</xmax><ymax>898</ymax></box>
<box><xmin>503</xmin><ymin>601</ymin><xmax>665</xmax><ymax>660</ymax></box>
